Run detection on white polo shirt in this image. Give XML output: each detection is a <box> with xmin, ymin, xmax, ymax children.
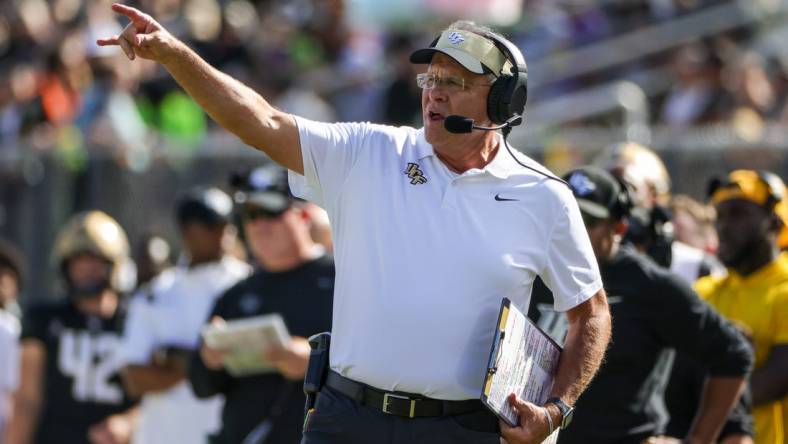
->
<box><xmin>121</xmin><ymin>256</ymin><xmax>250</xmax><ymax>444</ymax></box>
<box><xmin>0</xmin><ymin>309</ymin><xmax>20</xmax><ymax>435</ymax></box>
<box><xmin>289</xmin><ymin>117</ymin><xmax>602</xmax><ymax>400</ymax></box>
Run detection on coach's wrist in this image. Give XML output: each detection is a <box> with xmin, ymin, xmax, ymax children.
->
<box><xmin>543</xmin><ymin>404</ymin><xmax>562</xmax><ymax>433</ymax></box>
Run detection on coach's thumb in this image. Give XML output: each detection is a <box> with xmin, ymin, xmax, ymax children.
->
<box><xmin>507</xmin><ymin>393</ymin><xmax>530</xmax><ymax>417</ymax></box>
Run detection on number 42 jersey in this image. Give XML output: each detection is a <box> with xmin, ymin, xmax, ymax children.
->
<box><xmin>21</xmin><ymin>300</ymin><xmax>135</xmax><ymax>444</ymax></box>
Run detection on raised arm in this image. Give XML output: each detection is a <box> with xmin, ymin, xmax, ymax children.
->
<box><xmin>97</xmin><ymin>3</ymin><xmax>303</xmax><ymax>174</ymax></box>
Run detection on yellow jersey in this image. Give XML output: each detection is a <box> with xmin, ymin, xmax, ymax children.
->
<box><xmin>695</xmin><ymin>253</ymin><xmax>788</xmax><ymax>444</ymax></box>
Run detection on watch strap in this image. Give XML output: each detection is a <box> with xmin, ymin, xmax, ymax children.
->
<box><xmin>545</xmin><ymin>397</ymin><xmax>574</xmax><ymax>429</ymax></box>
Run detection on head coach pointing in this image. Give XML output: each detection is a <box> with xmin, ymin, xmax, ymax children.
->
<box><xmin>99</xmin><ymin>8</ymin><xmax>612</xmax><ymax>444</ymax></box>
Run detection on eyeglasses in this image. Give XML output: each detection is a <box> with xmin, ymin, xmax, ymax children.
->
<box><xmin>416</xmin><ymin>73</ymin><xmax>490</xmax><ymax>93</ymax></box>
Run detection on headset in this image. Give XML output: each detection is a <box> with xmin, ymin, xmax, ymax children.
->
<box><xmin>610</xmin><ymin>175</ymin><xmax>634</xmax><ymax>221</ymax></box>
<box><xmin>483</xmin><ymin>33</ymin><xmax>529</xmax><ymax>126</ymax></box>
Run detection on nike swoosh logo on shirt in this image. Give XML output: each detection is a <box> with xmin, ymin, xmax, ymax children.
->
<box><xmin>494</xmin><ymin>194</ymin><xmax>519</xmax><ymax>201</ymax></box>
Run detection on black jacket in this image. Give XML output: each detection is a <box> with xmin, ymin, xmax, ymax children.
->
<box><xmin>555</xmin><ymin>246</ymin><xmax>753</xmax><ymax>444</ymax></box>
<box><xmin>188</xmin><ymin>256</ymin><xmax>334</xmax><ymax>444</ymax></box>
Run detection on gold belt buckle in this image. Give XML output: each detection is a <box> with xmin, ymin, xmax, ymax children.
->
<box><xmin>382</xmin><ymin>393</ymin><xmax>417</xmax><ymax>418</ymax></box>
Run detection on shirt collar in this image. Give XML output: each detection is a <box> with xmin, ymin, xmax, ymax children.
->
<box><xmin>727</xmin><ymin>252</ymin><xmax>788</xmax><ymax>285</ymax></box>
<box><xmin>415</xmin><ymin>130</ymin><xmax>518</xmax><ymax>179</ymax></box>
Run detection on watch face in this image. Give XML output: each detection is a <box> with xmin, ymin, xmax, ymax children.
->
<box><xmin>561</xmin><ymin>406</ymin><xmax>574</xmax><ymax>429</ymax></box>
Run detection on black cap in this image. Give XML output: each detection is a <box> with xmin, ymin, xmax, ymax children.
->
<box><xmin>175</xmin><ymin>187</ymin><xmax>233</xmax><ymax>226</ymax></box>
<box><xmin>229</xmin><ymin>165</ymin><xmax>292</xmax><ymax>215</ymax></box>
<box><xmin>563</xmin><ymin>166</ymin><xmax>627</xmax><ymax>220</ymax></box>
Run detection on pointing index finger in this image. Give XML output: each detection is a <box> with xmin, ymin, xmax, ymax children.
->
<box><xmin>111</xmin><ymin>3</ymin><xmax>150</xmax><ymax>25</ymax></box>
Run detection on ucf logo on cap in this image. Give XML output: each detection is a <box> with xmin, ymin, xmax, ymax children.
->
<box><xmin>447</xmin><ymin>31</ymin><xmax>465</xmax><ymax>45</ymax></box>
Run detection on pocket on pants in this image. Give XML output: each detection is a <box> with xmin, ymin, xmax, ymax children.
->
<box><xmin>303</xmin><ymin>386</ymin><xmax>356</xmax><ymax>433</ymax></box>
<box><xmin>446</xmin><ymin>411</ymin><xmax>501</xmax><ymax>444</ymax></box>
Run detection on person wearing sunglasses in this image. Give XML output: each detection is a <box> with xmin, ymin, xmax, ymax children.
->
<box><xmin>189</xmin><ymin>165</ymin><xmax>334</xmax><ymax>444</ymax></box>
<box><xmin>558</xmin><ymin>166</ymin><xmax>752</xmax><ymax>444</ymax></box>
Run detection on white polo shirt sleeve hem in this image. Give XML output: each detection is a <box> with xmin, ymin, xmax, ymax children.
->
<box><xmin>288</xmin><ymin>115</ymin><xmax>370</xmax><ymax>208</ymax></box>
<box><xmin>288</xmin><ymin>117</ymin><xmax>322</xmax><ymax>205</ymax></box>
<box><xmin>552</xmin><ymin>278</ymin><xmax>604</xmax><ymax>312</ymax></box>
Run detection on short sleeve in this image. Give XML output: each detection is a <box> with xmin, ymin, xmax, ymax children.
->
<box><xmin>540</xmin><ymin>187</ymin><xmax>603</xmax><ymax>312</ymax></box>
<box><xmin>771</xmin><ymin>285</ymin><xmax>788</xmax><ymax>344</ymax></box>
<box><xmin>120</xmin><ymin>295</ymin><xmax>156</xmax><ymax>365</ymax></box>
<box><xmin>20</xmin><ymin>306</ymin><xmax>48</xmax><ymax>342</ymax></box>
<box><xmin>288</xmin><ymin>116</ymin><xmax>370</xmax><ymax>209</ymax></box>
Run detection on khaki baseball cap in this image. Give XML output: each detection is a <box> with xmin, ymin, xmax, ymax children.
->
<box><xmin>410</xmin><ymin>29</ymin><xmax>512</xmax><ymax>76</ymax></box>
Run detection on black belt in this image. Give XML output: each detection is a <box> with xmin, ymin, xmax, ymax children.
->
<box><xmin>325</xmin><ymin>370</ymin><xmax>486</xmax><ymax>418</ymax></box>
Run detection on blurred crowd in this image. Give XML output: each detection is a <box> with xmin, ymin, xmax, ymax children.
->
<box><xmin>3</xmin><ymin>0</ymin><xmax>788</xmax><ymax>174</ymax></box>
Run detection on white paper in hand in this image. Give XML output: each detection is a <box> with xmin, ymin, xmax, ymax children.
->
<box><xmin>481</xmin><ymin>298</ymin><xmax>561</xmax><ymax>444</ymax></box>
<box><xmin>201</xmin><ymin>313</ymin><xmax>291</xmax><ymax>376</ymax></box>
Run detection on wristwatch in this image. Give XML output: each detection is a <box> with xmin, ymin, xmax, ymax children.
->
<box><xmin>545</xmin><ymin>397</ymin><xmax>574</xmax><ymax>430</ymax></box>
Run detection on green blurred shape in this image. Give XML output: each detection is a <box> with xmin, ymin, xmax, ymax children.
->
<box><xmin>159</xmin><ymin>91</ymin><xmax>206</xmax><ymax>146</ymax></box>
<box><xmin>55</xmin><ymin>124</ymin><xmax>88</xmax><ymax>173</ymax></box>
<box><xmin>289</xmin><ymin>33</ymin><xmax>324</xmax><ymax>69</ymax></box>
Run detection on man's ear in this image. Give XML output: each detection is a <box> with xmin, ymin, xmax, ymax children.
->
<box><xmin>767</xmin><ymin>212</ymin><xmax>784</xmax><ymax>234</ymax></box>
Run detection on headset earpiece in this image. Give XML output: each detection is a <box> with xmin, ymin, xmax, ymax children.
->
<box><xmin>612</xmin><ymin>175</ymin><xmax>634</xmax><ymax>220</ymax></box>
<box><xmin>484</xmin><ymin>34</ymin><xmax>528</xmax><ymax>125</ymax></box>
<box><xmin>487</xmin><ymin>82</ymin><xmax>510</xmax><ymax>125</ymax></box>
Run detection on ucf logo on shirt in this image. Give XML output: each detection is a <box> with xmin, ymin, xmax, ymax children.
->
<box><xmin>404</xmin><ymin>163</ymin><xmax>428</xmax><ymax>185</ymax></box>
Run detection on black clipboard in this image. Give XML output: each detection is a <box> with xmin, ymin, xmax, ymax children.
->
<box><xmin>480</xmin><ymin>298</ymin><xmax>563</xmax><ymax>428</ymax></box>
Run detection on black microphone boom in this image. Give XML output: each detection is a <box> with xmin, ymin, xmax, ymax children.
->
<box><xmin>443</xmin><ymin>115</ymin><xmax>475</xmax><ymax>134</ymax></box>
<box><xmin>440</xmin><ymin>113</ymin><xmax>568</xmax><ymax>187</ymax></box>
<box><xmin>443</xmin><ymin>115</ymin><xmax>523</xmax><ymax>134</ymax></box>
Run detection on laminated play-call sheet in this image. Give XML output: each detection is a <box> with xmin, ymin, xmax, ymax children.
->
<box><xmin>481</xmin><ymin>298</ymin><xmax>562</xmax><ymax>443</ymax></box>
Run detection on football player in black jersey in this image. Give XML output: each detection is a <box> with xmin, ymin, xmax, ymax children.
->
<box><xmin>5</xmin><ymin>211</ymin><xmax>138</xmax><ymax>444</ymax></box>
<box><xmin>188</xmin><ymin>166</ymin><xmax>334</xmax><ymax>444</ymax></box>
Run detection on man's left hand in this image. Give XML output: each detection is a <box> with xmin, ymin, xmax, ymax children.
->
<box><xmin>499</xmin><ymin>394</ymin><xmax>553</xmax><ymax>444</ymax></box>
<box><xmin>264</xmin><ymin>336</ymin><xmax>311</xmax><ymax>380</ymax></box>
